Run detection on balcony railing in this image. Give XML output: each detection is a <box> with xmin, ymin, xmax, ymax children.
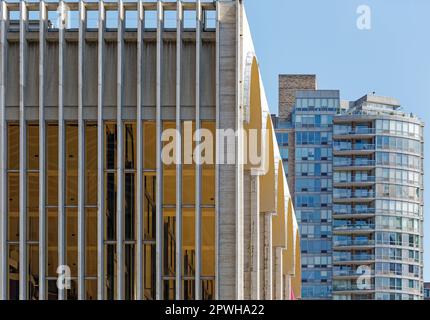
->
<box><xmin>334</xmin><ymin>160</ymin><xmax>376</xmax><ymax>167</ymax></box>
<box><xmin>334</xmin><ymin>128</ymin><xmax>376</xmax><ymax>135</ymax></box>
<box><xmin>334</xmin><ymin>191</ymin><xmax>375</xmax><ymax>199</ymax></box>
<box><xmin>333</xmin><ymin>284</ymin><xmax>375</xmax><ymax>291</ymax></box>
<box><xmin>333</xmin><ymin>239</ymin><xmax>375</xmax><ymax>247</ymax></box>
<box><xmin>333</xmin><ymin>255</ymin><xmax>375</xmax><ymax>263</ymax></box>
<box><xmin>354</xmin><ymin>144</ymin><xmax>375</xmax><ymax>151</ymax></box>
<box><xmin>334</xmin><ymin>177</ymin><xmax>376</xmax><ymax>184</ymax></box>
<box><xmin>333</xmin><ymin>270</ymin><xmax>375</xmax><ymax>277</ymax></box>
<box><xmin>333</xmin><ymin>224</ymin><xmax>375</xmax><ymax>231</ymax></box>
<box><xmin>334</xmin><ymin>144</ymin><xmax>375</xmax><ymax>151</ymax></box>
<box><xmin>333</xmin><ymin>208</ymin><xmax>376</xmax><ymax>216</ymax></box>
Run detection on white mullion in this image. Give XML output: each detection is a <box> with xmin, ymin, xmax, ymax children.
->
<box><xmin>194</xmin><ymin>0</ymin><xmax>202</xmax><ymax>300</ymax></box>
<box><xmin>116</xmin><ymin>0</ymin><xmax>124</xmax><ymax>301</ymax></box>
<box><xmin>0</xmin><ymin>0</ymin><xmax>8</xmax><ymax>300</ymax></box>
<box><xmin>175</xmin><ymin>0</ymin><xmax>183</xmax><ymax>301</ymax></box>
<box><xmin>38</xmin><ymin>0</ymin><xmax>47</xmax><ymax>301</ymax></box>
<box><xmin>18</xmin><ymin>0</ymin><xmax>28</xmax><ymax>300</ymax></box>
<box><xmin>136</xmin><ymin>0</ymin><xmax>144</xmax><ymax>300</ymax></box>
<box><xmin>97</xmin><ymin>0</ymin><xmax>105</xmax><ymax>300</ymax></box>
<box><xmin>155</xmin><ymin>0</ymin><xmax>163</xmax><ymax>300</ymax></box>
<box><xmin>58</xmin><ymin>0</ymin><xmax>66</xmax><ymax>301</ymax></box>
<box><xmin>77</xmin><ymin>0</ymin><xmax>86</xmax><ymax>300</ymax></box>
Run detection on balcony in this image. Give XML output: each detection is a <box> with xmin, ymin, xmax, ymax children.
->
<box><xmin>333</xmin><ymin>144</ymin><xmax>375</xmax><ymax>156</ymax></box>
<box><xmin>333</xmin><ymin>191</ymin><xmax>375</xmax><ymax>203</ymax></box>
<box><xmin>333</xmin><ymin>128</ymin><xmax>376</xmax><ymax>140</ymax></box>
<box><xmin>332</xmin><ymin>208</ymin><xmax>375</xmax><ymax>218</ymax></box>
<box><xmin>334</xmin><ymin>191</ymin><xmax>374</xmax><ymax>198</ymax></box>
<box><xmin>333</xmin><ymin>224</ymin><xmax>375</xmax><ymax>234</ymax></box>
<box><xmin>333</xmin><ymin>159</ymin><xmax>375</xmax><ymax>170</ymax></box>
<box><xmin>332</xmin><ymin>284</ymin><xmax>375</xmax><ymax>292</ymax></box>
<box><xmin>334</xmin><ymin>128</ymin><xmax>376</xmax><ymax>135</ymax></box>
<box><xmin>333</xmin><ymin>239</ymin><xmax>375</xmax><ymax>248</ymax></box>
<box><xmin>333</xmin><ymin>269</ymin><xmax>375</xmax><ymax>278</ymax></box>
<box><xmin>333</xmin><ymin>254</ymin><xmax>375</xmax><ymax>264</ymax></box>
<box><xmin>334</xmin><ymin>144</ymin><xmax>375</xmax><ymax>151</ymax></box>
<box><xmin>333</xmin><ymin>177</ymin><xmax>375</xmax><ymax>187</ymax></box>
<box><xmin>355</xmin><ymin>144</ymin><xmax>375</xmax><ymax>151</ymax></box>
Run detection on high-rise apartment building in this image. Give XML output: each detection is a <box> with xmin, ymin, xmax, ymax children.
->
<box><xmin>274</xmin><ymin>75</ymin><xmax>424</xmax><ymax>300</ymax></box>
<box><xmin>0</xmin><ymin>0</ymin><xmax>301</xmax><ymax>301</ymax></box>
<box><xmin>332</xmin><ymin>95</ymin><xmax>424</xmax><ymax>300</ymax></box>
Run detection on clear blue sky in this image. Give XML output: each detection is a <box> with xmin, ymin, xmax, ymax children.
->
<box><xmin>244</xmin><ymin>0</ymin><xmax>430</xmax><ymax>281</ymax></box>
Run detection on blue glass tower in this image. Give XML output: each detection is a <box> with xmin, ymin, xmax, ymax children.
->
<box><xmin>292</xmin><ymin>90</ymin><xmax>340</xmax><ymax>299</ymax></box>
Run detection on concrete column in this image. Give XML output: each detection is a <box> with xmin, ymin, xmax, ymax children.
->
<box><xmin>19</xmin><ymin>0</ymin><xmax>28</xmax><ymax>300</ymax></box>
<box><xmin>214</xmin><ymin>0</ymin><xmax>220</xmax><ymax>300</ymax></box>
<box><xmin>77</xmin><ymin>0</ymin><xmax>86</xmax><ymax>300</ymax></box>
<box><xmin>136</xmin><ymin>0</ymin><xmax>144</xmax><ymax>301</ymax></box>
<box><xmin>258</xmin><ymin>214</ymin><xmax>265</xmax><ymax>299</ymax></box>
<box><xmin>155</xmin><ymin>0</ymin><xmax>163</xmax><ymax>300</ymax></box>
<box><xmin>217</xmin><ymin>0</ymin><xmax>240</xmax><ymax>301</ymax></box>
<box><xmin>242</xmin><ymin>173</ymin><xmax>251</xmax><ymax>299</ymax></box>
<box><xmin>116</xmin><ymin>0</ymin><xmax>125</xmax><ymax>301</ymax></box>
<box><xmin>274</xmin><ymin>247</ymin><xmax>283</xmax><ymax>300</ymax></box>
<box><xmin>250</xmin><ymin>174</ymin><xmax>260</xmax><ymax>300</ymax></box>
<box><xmin>264</xmin><ymin>213</ymin><xmax>273</xmax><ymax>300</ymax></box>
<box><xmin>284</xmin><ymin>274</ymin><xmax>291</xmax><ymax>300</ymax></box>
<box><xmin>195</xmin><ymin>0</ymin><xmax>202</xmax><ymax>300</ymax></box>
<box><xmin>57</xmin><ymin>0</ymin><xmax>66</xmax><ymax>301</ymax></box>
<box><xmin>38</xmin><ymin>0</ymin><xmax>47</xmax><ymax>301</ymax></box>
<box><xmin>175</xmin><ymin>0</ymin><xmax>183</xmax><ymax>300</ymax></box>
<box><xmin>235</xmin><ymin>0</ymin><xmax>244</xmax><ymax>301</ymax></box>
<box><xmin>0</xmin><ymin>0</ymin><xmax>8</xmax><ymax>300</ymax></box>
<box><xmin>97</xmin><ymin>1</ymin><xmax>105</xmax><ymax>300</ymax></box>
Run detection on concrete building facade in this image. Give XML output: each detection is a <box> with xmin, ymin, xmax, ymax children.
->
<box><xmin>0</xmin><ymin>0</ymin><xmax>301</xmax><ymax>300</ymax></box>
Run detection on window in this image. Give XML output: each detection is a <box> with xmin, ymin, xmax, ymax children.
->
<box><xmin>47</xmin><ymin>11</ymin><xmax>60</xmax><ymax>30</ymax></box>
<box><xmin>144</xmin><ymin>10</ymin><xmax>157</xmax><ymax>29</ymax></box>
<box><xmin>164</xmin><ymin>10</ymin><xmax>177</xmax><ymax>29</ymax></box>
<box><xmin>65</xmin><ymin>10</ymin><xmax>79</xmax><ymax>30</ymax></box>
<box><xmin>280</xmin><ymin>148</ymin><xmax>288</xmax><ymax>160</ymax></box>
<box><xmin>276</xmin><ymin>132</ymin><xmax>289</xmax><ymax>146</ymax></box>
<box><xmin>183</xmin><ymin>10</ymin><xmax>196</xmax><ymax>29</ymax></box>
<box><xmin>125</xmin><ymin>10</ymin><xmax>138</xmax><ymax>29</ymax></box>
<box><xmin>204</xmin><ymin>10</ymin><xmax>216</xmax><ymax>30</ymax></box>
<box><xmin>106</xmin><ymin>10</ymin><xmax>118</xmax><ymax>30</ymax></box>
